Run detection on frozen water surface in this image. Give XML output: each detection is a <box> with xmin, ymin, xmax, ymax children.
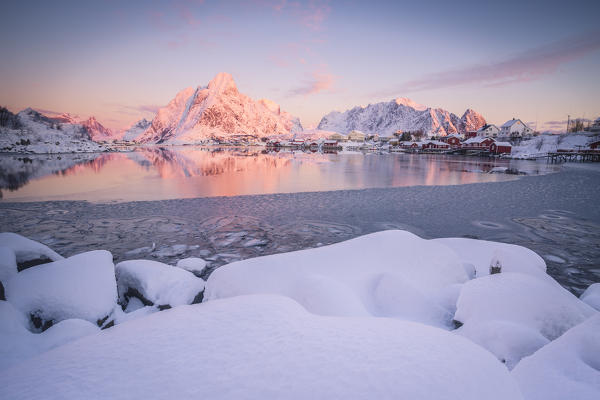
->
<box><xmin>0</xmin><ymin>147</ymin><xmax>598</xmax><ymax>294</ymax></box>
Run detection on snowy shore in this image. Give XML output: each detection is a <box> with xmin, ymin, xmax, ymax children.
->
<box><xmin>0</xmin><ymin>229</ymin><xmax>598</xmax><ymax>399</ymax></box>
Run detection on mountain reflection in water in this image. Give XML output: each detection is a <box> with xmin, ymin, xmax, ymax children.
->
<box><xmin>0</xmin><ymin>146</ymin><xmax>559</xmax><ymax>202</ymax></box>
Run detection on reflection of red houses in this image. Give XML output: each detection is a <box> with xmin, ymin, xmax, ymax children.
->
<box><xmin>322</xmin><ymin>140</ymin><xmax>339</xmax><ymax>149</ymax></box>
<box><xmin>462</xmin><ymin>137</ymin><xmax>495</xmax><ymax>151</ymax></box>
<box><xmin>399</xmin><ymin>141</ymin><xmax>419</xmax><ymax>149</ymax></box>
<box><xmin>422</xmin><ymin>140</ymin><xmax>450</xmax><ymax>150</ymax></box>
<box><xmin>490</xmin><ymin>142</ymin><xmax>512</xmax><ymax>154</ymax></box>
<box><xmin>590</xmin><ymin>141</ymin><xmax>600</xmax><ymax>150</ymax></box>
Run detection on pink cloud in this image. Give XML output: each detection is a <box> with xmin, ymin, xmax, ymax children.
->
<box><xmin>384</xmin><ymin>30</ymin><xmax>600</xmax><ymax>94</ymax></box>
<box><xmin>289</xmin><ymin>68</ymin><xmax>336</xmax><ymax>96</ymax></box>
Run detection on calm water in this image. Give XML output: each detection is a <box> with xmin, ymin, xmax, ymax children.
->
<box><xmin>0</xmin><ymin>146</ymin><xmax>559</xmax><ymax>202</ymax></box>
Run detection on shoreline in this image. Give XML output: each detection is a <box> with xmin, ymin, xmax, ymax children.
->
<box><xmin>1</xmin><ymin>165</ymin><xmax>599</xmax><ymax>294</ymax></box>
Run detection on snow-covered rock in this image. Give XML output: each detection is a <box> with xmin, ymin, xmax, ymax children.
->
<box><xmin>5</xmin><ymin>250</ymin><xmax>117</xmax><ymax>330</ymax></box>
<box><xmin>457</xmin><ymin>319</ymin><xmax>550</xmax><ymax>370</ymax></box>
<box><xmin>0</xmin><ymin>108</ymin><xmax>108</xmax><ymax>153</ymax></box>
<box><xmin>432</xmin><ymin>238</ymin><xmax>548</xmax><ymax>281</ymax></box>
<box><xmin>0</xmin><ymin>295</ymin><xmax>523</xmax><ymax>400</ymax></box>
<box><xmin>0</xmin><ymin>300</ymin><xmax>99</xmax><ymax>370</ymax></box>
<box><xmin>115</xmin><ymin>260</ymin><xmax>205</xmax><ymax>308</ymax></box>
<box><xmin>136</xmin><ymin>72</ymin><xmax>303</xmax><ymax>144</ymax></box>
<box><xmin>580</xmin><ymin>283</ymin><xmax>600</xmax><ymax>311</ymax></box>
<box><xmin>206</xmin><ymin>230</ymin><xmax>469</xmax><ymax>328</ymax></box>
<box><xmin>0</xmin><ymin>232</ymin><xmax>63</xmax><ymax>275</ymax></box>
<box><xmin>175</xmin><ymin>257</ymin><xmax>208</xmax><ymax>277</ymax></box>
<box><xmin>317</xmin><ymin>98</ymin><xmax>485</xmax><ymax>137</ymax></box>
<box><xmin>0</xmin><ymin>246</ymin><xmax>18</xmax><ymax>284</ymax></box>
<box><xmin>455</xmin><ymin>272</ymin><xmax>595</xmax><ymax>340</ymax></box>
<box><xmin>512</xmin><ymin>314</ymin><xmax>600</xmax><ymax>400</ymax></box>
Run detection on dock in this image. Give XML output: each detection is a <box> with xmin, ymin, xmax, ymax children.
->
<box><xmin>548</xmin><ymin>151</ymin><xmax>600</xmax><ymax>163</ymax></box>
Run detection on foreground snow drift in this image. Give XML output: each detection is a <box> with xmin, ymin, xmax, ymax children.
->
<box><xmin>205</xmin><ymin>230</ymin><xmax>468</xmax><ymax>328</ymax></box>
<box><xmin>0</xmin><ymin>229</ymin><xmax>598</xmax><ymax>398</ymax></box>
<box><xmin>0</xmin><ymin>295</ymin><xmax>523</xmax><ymax>400</ymax></box>
<box><xmin>0</xmin><ymin>232</ymin><xmax>63</xmax><ymax>282</ymax></box>
<box><xmin>512</xmin><ymin>315</ymin><xmax>600</xmax><ymax>400</ymax></box>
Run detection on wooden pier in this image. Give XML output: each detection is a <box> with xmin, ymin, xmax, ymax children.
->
<box><xmin>548</xmin><ymin>151</ymin><xmax>600</xmax><ymax>163</ymax></box>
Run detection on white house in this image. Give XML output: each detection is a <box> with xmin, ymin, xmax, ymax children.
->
<box><xmin>590</xmin><ymin>118</ymin><xmax>600</xmax><ymax>132</ymax></box>
<box><xmin>477</xmin><ymin>124</ymin><xmax>500</xmax><ymax>138</ymax></box>
<box><xmin>500</xmin><ymin>119</ymin><xmax>533</xmax><ymax>138</ymax></box>
<box><xmin>328</xmin><ymin>132</ymin><xmax>346</xmax><ymax>141</ymax></box>
<box><xmin>347</xmin><ymin>130</ymin><xmax>366</xmax><ymax>142</ymax></box>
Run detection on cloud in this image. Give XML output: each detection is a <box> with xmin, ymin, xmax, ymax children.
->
<box><xmin>111</xmin><ymin>104</ymin><xmax>161</xmax><ymax>116</ymax></box>
<box><xmin>289</xmin><ymin>69</ymin><xmax>336</xmax><ymax>96</ymax></box>
<box><xmin>383</xmin><ymin>30</ymin><xmax>600</xmax><ymax>94</ymax></box>
<box><xmin>264</xmin><ymin>0</ymin><xmax>331</xmax><ymax>30</ymax></box>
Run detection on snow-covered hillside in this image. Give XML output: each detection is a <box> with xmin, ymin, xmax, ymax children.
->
<box><xmin>136</xmin><ymin>73</ymin><xmax>303</xmax><ymax>144</ymax></box>
<box><xmin>120</xmin><ymin>118</ymin><xmax>151</xmax><ymax>142</ymax></box>
<box><xmin>0</xmin><ymin>108</ymin><xmax>107</xmax><ymax>154</ymax></box>
<box><xmin>511</xmin><ymin>132</ymin><xmax>600</xmax><ymax>159</ymax></box>
<box><xmin>317</xmin><ymin>98</ymin><xmax>486</xmax><ymax>137</ymax></box>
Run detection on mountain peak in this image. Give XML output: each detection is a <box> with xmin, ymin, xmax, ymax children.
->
<box><xmin>207</xmin><ymin>72</ymin><xmax>237</xmax><ymax>93</ymax></box>
<box><xmin>394</xmin><ymin>97</ymin><xmax>426</xmax><ymax>111</ymax></box>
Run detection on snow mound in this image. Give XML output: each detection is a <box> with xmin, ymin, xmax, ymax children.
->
<box><xmin>175</xmin><ymin>257</ymin><xmax>208</xmax><ymax>277</ymax></box>
<box><xmin>5</xmin><ymin>250</ymin><xmax>117</xmax><ymax>329</ymax></box>
<box><xmin>206</xmin><ymin>230</ymin><xmax>468</xmax><ymax>328</ymax></box>
<box><xmin>0</xmin><ymin>301</ymin><xmax>99</xmax><ymax>370</ymax></box>
<box><xmin>0</xmin><ymin>295</ymin><xmax>523</xmax><ymax>400</ymax></box>
<box><xmin>432</xmin><ymin>238</ymin><xmax>548</xmax><ymax>280</ymax></box>
<box><xmin>116</xmin><ymin>260</ymin><xmax>205</xmax><ymax>308</ymax></box>
<box><xmin>457</xmin><ymin>320</ymin><xmax>549</xmax><ymax>369</ymax></box>
<box><xmin>0</xmin><ymin>232</ymin><xmax>63</xmax><ymax>270</ymax></box>
<box><xmin>580</xmin><ymin>283</ymin><xmax>600</xmax><ymax>311</ymax></box>
<box><xmin>512</xmin><ymin>314</ymin><xmax>600</xmax><ymax>400</ymax></box>
<box><xmin>455</xmin><ymin>273</ymin><xmax>595</xmax><ymax>352</ymax></box>
<box><xmin>0</xmin><ymin>246</ymin><xmax>18</xmax><ymax>284</ymax></box>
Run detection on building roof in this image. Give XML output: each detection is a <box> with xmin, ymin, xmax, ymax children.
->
<box><xmin>464</xmin><ymin>137</ymin><xmax>495</xmax><ymax>144</ymax></box>
<box><xmin>494</xmin><ymin>141</ymin><xmax>512</xmax><ymax>147</ymax></box>
<box><xmin>426</xmin><ymin>140</ymin><xmax>448</xmax><ymax>146</ymax></box>
<box><xmin>501</xmin><ymin>119</ymin><xmax>528</xmax><ymax>129</ymax></box>
<box><xmin>477</xmin><ymin>124</ymin><xmax>498</xmax><ymax>132</ymax></box>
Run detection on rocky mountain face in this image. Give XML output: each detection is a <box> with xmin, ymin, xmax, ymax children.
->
<box><xmin>81</xmin><ymin>117</ymin><xmax>113</xmax><ymax>142</ymax></box>
<box><xmin>136</xmin><ymin>73</ymin><xmax>303</xmax><ymax>143</ymax></box>
<box><xmin>121</xmin><ymin>118</ymin><xmax>151</xmax><ymax>142</ymax></box>
<box><xmin>459</xmin><ymin>109</ymin><xmax>487</xmax><ymax>133</ymax></box>
<box><xmin>317</xmin><ymin>98</ymin><xmax>486</xmax><ymax>137</ymax></box>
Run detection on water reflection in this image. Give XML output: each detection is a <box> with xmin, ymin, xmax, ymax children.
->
<box><xmin>0</xmin><ymin>146</ymin><xmax>560</xmax><ymax>202</ymax></box>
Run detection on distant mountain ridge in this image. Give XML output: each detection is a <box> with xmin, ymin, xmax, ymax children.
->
<box><xmin>317</xmin><ymin>98</ymin><xmax>486</xmax><ymax>137</ymax></box>
<box><xmin>136</xmin><ymin>73</ymin><xmax>303</xmax><ymax>143</ymax></box>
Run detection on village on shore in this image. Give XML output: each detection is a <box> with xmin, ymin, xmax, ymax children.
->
<box><xmin>260</xmin><ymin>117</ymin><xmax>600</xmax><ymax>160</ymax></box>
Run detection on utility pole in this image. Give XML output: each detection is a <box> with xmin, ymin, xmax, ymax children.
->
<box><xmin>566</xmin><ymin>115</ymin><xmax>570</xmax><ymax>133</ymax></box>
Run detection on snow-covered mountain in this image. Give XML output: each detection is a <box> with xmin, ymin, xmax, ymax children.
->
<box><xmin>136</xmin><ymin>73</ymin><xmax>303</xmax><ymax>143</ymax></box>
<box><xmin>81</xmin><ymin>116</ymin><xmax>113</xmax><ymax>142</ymax></box>
<box><xmin>0</xmin><ymin>108</ymin><xmax>107</xmax><ymax>153</ymax></box>
<box><xmin>459</xmin><ymin>109</ymin><xmax>486</xmax><ymax>133</ymax></box>
<box><xmin>121</xmin><ymin>118</ymin><xmax>151</xmax><ymax>142</ymax></box>
<box><xmin>317</xmin><ymin>98</ymin><xmax>486</xmax><ymax>137</ymax></box>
